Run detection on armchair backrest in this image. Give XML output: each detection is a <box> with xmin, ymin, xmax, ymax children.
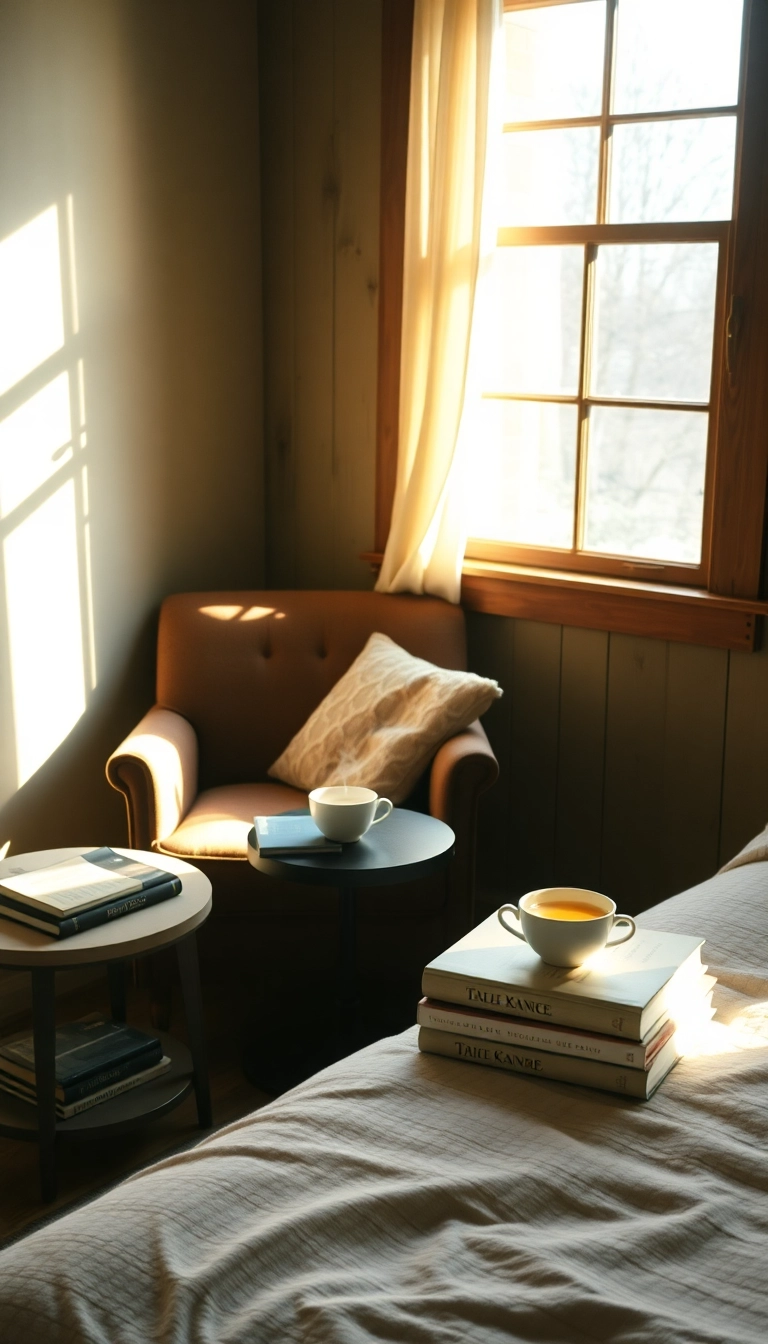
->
<box><xmin>157</xmin><ymin>590</ymin><xmax>467</xmax><ymax>788</ymax></box>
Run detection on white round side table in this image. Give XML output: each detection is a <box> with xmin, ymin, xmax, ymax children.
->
<box><xmin>0</xmin><ymin>847</ymin><xmax>212</xmax><ymax>1202</ymax></box>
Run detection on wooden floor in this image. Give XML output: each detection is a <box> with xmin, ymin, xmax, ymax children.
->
<box><xmin>0</xmin><ymin>972</ymin><xmax>274</xmax><ymax>1247</ymax></box>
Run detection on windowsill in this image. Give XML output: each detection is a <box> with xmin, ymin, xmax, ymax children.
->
<box><xmin>361</xmin><ymin>553</ymin><xmax>768</xmax><ymax>650</ymax></box>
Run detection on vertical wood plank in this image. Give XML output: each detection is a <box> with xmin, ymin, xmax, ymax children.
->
<box><xmin>601</xmin><ymin>634</ymin><xmax>668</xmax><ymax>913</ymax></box>
<box><xmin>466</xmin><ymin>611</ymin><xmax>515</xmax><ymax>907</ymax></box>
<box><xmin>555</xmin><ymin>626</ymin><xmax>609</xmax><ymax>892</ymax></box>
<box><xmin>660</xmin><ymin>642</ymin><xmax>728</xmax><ymax>895</ymax></box>
<box><xmin>258</xmin><ymin>0</ymin><xmax>297</xmax><ymax>586</ymax></box>
<box><xmin>720</xmin><ymin>640</ymin><xmax>768</xmax><ymax>863</ymax></box>
<box><xmin>375</xmin><ymin>0</ymin><xmax>414</xmax><ymax>552</ymax></box>
<box><xmin>293</xmin><ymin>0</ymin><xmax>336</xmax><ymax>587</ymax></box>
<box><xmin>332</xmin><ymin>0</ymin><xmax>381</xmax><ymax>587</ymax></box>
<box><xmin>508</xmin><ymin>621</ymin><xmax>562</xmax><ymax>898</ymax></box>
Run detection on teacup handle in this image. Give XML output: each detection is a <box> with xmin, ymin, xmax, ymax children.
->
<box><xmin>606</xmin><ymin>914</ymin><xmax>636</xmax><ymax>947</ymax></box>
<box><xmin>370</xmin><ymin>798</ymin><xmax>393</xmax><ymax>826</ymax></box>
<box><xmin>497</xmin><ymin>904</ymin><xmax>526</xmax><ymax>942</ymax></box>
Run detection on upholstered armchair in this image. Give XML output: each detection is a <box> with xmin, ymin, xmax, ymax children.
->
<box><xmin>106</xmin><ymin>591</ymin><xmax>498</xmax><ymax>1031</ymax></box>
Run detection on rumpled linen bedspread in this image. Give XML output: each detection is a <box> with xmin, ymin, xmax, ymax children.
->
<box><xmin>1</xmin><ymin>859</ymin><xmax>767</xmax><ymax>1344</ymax></box>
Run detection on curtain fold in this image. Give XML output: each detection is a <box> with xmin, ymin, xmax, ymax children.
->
<box><xmin>376</xmin><ymin>0</ymin><xmax>503</xmax><ymax>604</ymax></box>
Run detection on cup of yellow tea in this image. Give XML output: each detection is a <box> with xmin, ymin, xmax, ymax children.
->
<box><xmin>497</xmin><ymin>888</ymin><xmax>636</xmax><ymax>968</ymax></box>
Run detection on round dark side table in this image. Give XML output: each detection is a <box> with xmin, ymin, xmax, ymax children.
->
<box><xmin>247</xmin><ymin>808</ymin><xmax>455</xmax><ymax>1084</ymax></box>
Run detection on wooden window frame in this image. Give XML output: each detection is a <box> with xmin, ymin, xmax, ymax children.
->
<box><xmin>370</xmin><ymin>0</ymin><xmax>768</xmax><ymax>650</ymax></box>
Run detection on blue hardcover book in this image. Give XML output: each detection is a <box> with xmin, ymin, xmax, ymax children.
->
<box><xmin>0</xmin><ymin>875</ymin><xmax>182</xmax><ymax>938</ymax></box>
<box><xmin>0</xmin><ymin>848</ymin><xmax>177</xmax><ymax>920</ymax></box>
<box><xmin>254</xmin><ymin>814</ymin><xmax>341</xmax><ymax>854</ymax></box>
<box><xmin>0</xmin><ymin>1015</ymin><xmax>161</xmax><ymax>1099</ymax></box>
<box><xmin>0</xmin><ymin>1046</ymin><xmax>164</xmax><ymax>1104</ymax></box>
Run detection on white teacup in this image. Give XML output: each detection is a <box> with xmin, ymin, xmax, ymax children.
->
<box><xmin>309</xmin><ymin>786</ymin><xmax>393</xmax><ymax>843</ymax></box>
<box><xmin>497</xmin><ymin>887</ymin><xmax>636</xmax><ymax>968</ymax></box>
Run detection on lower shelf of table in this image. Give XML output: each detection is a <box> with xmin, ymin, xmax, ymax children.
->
<box><xmin>0</xmin><ymin>1033</ymin><xmax>194</xmax><ymax>1139</ymax></box>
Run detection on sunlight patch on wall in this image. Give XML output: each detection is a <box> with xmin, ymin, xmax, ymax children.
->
<box><xmin>0</xmin><ymin>207</ymin><xmax>65</xmax><ymax>397</ymax></box>
<box><xmin>0</xmin><ymin>201</ymin><xmax>93</xmax><ymax>787</ymax></box>
<box><xmin>0</xmin><ymin>374</ymin><xmax>72</xmax><ymax>518</ymax></box>
<box><xmin>3</xmin><ymin>480</ymin><xmax>86</xmax><ymax>785</ymax></box>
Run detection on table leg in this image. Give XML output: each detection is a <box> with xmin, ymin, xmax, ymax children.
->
<box><xmin>176</xmin><ymin>933</ymin><xmax>212</xmax><ymax>1129</ymax></box>
<box><xmin>107</xmin><ymin>960</ymin><xmax>127</xmax><ymax>1023</ymax></box>
<box><xmin>338</xmin><ymin>887</ymin><xmax>361</xmax><ymax>1023</ymax></box>
<box><xmin>244</xmin><ymin>888</ymin><xmax>363</xmax><ymax>1095</ymax></box>
<box><xmin>31</xmin><ymin>967</ymin><xmax>57</xmax><ymax>1203</ymax></box>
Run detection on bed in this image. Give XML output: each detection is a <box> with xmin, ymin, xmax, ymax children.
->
<box><xmin>1</xmin><ymin>833</ymin><xmax>767</xmax><ymax>1344</ymax></box>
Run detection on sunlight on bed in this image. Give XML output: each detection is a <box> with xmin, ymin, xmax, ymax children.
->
<box><xmin>676</xmin><ymin>1001</ymin><xmax>768</xmax><ymax>1059</ymax></box>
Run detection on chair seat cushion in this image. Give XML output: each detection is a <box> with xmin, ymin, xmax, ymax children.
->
<box><xmin>269</xmin><ymin>632</ymin><xmax>501</xmax><ymax>803</ymax></box>
<box><xmin>157</xmin><ymin>783</ymin><xmax>308</xmax><ymax>860</ymax></box>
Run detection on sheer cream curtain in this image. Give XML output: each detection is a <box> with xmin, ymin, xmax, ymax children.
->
<box><xmin>375</xmin><ymin>0</ymin><xmax>504</xmax><ymax>604</ymax></box>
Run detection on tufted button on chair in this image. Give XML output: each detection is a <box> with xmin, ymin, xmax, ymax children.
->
<box><xmin>106</xmin><ymin>590</ymin><xmax>499</xmax><ymax>1032</ymax></box>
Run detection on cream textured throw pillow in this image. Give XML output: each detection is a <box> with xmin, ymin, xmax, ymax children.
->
<box><xmin>268</xmin><ymin>632</ymin><xmax>502</xmax><ymax>804</ymax></box>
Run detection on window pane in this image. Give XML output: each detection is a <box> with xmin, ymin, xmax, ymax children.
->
<box><xmin>504</xmin><ymin>2</ymin><xmax>605</xmax><ymax>122</ymax></box>
<box><xmin>613</xmin><ymin>0</ymin><xmax>744</xmax><ymax>114</ymax></box>
<box><xmin>483</xmin><ymin>247</ymin><xmax>583</xmax><ymax>396</ymax></box>
<box><xmin>467</xmin><ymin>400</ymin><xmax>577</xmax><ymax>548</ymax></box>
<box><xmin>591</xmin><ymin>244</ymin><xmax>718</xmax><ymax>402</ymax></box>
<box><xmin>501</xmin><ymin>128</ymin><xmax>599</xmax><ymax>226</ymax></box>
<box><xmin>609</xmin><ymin>118</ymin><xmax>737</xmax><ymax>223</ymax></box>
<box><xmin>583</xmin><ymin>407</ymin><xmax>708</xmax><ymax>562</ymax></box>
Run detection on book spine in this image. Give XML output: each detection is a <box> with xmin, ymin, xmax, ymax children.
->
<box><xmin>54</xmin><ymin>877</ymin><xmax>183</xmax><ymax>938</ymax></box>
<box><xmin>0</xmin><ymin>1038</ymin><xmax>162</xmax><ymax>1090</ymax></box>
<box><xmin>0</xmin><ymin>1049</ymin><xmax>163</xmax><ymax>1103</ymax></box>
<box><xmin>416</xmin><ymin>1001</ymin><xmax>667</xmax><ymax>1068</ymax></box>
<box><xmin>58</xmin><ymin>1056</ymin><xmax>171</xmax><ymax>1117</ymax></box>
<box><xmin>0</xmin><ymin>1057</ymin><xmax>171</xmax><ymax>1116</ymax></box>
<box><xmin>418</xmin><ymin>1027</ymin><xmax>653</xmax><ymax>1098</ymax></box>
<box><xmin>58</xmin><ymin>1048</ymin><xmax>163</xmax><ymax>1103</ymax></box>
<box><xmin>420</xmin><ymin>970</ymin><xmax>643</xmax><ymax>1039</ymax></box>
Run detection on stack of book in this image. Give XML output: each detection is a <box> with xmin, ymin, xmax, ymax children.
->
<box><xmin>0</xmin><ymin>1015</ymin><xmax>170</xmax><ymax>1119</ymax></box>
<box><xmin>0</xmin><ymin>848</ymin><xmax>183</xmax><ymax>939</ymax></box>
<box><xmin>418</xmin><ymin>912</ymin><xmax>715</xmax><ymax>1099</ymax></box>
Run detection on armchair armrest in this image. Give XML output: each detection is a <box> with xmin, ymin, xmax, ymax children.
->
<box><xmin>106</xmin><ymin>706</ymin><xmax>198</xmax><ymax>850</ymax></box>
<box><xmin>429</xmin><ymin>720</ymin><xmax>499</xmax><ymax>936</ymax></box>
<box><xmin>429</xmin><ymin>719</ymin><xmax>498</xmax><ymax>827</ymax></box>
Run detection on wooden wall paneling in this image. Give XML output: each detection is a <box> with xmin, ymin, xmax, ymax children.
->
<box><xmin>601</xmin><ymin>634</ymin><xmax>668</xmax><ymax>914</ymax></box>
<box><xmin>292</xmin><ymin>0</ymin><xmax>336</xmax><ymax>587</ymax></box>
<box><xmin>507</xmin><ymin>621</ymin><xmax>563</xmax><ymax>898</ymax></box>
<box><xmin>719</xmin><ymin>640</ymin><xmax>768</xmax><ymax>864</ymax></box>
<box><xmin>332</xmin><ymin>0</ymin><xmax>381</xmax><ymax>588</ymax></box>
<box><xmin>465</xmin><ymin>612</ymin><xmax>515</xmax><ymax>908</ymax></box>
<box><xmin>258</xmin><ymin>0</ymin><xmax>297</xmax><ymax>586</ymax></box>
<box><xmin>375</xmin><ymin>0</ymin><xmax>414</xmax><ymax>552</ymax></box>
<box><xmin>554</xmin><ymin>626</ymin><xmax>609</xmax><ymax>893</ymax></box>
<box><xmin>660</xmin><ymin>642</ymin><xmax>728</xmax><ymax>897</ymax></box>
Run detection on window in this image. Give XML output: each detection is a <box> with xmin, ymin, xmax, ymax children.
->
<box><xmin>375</xmin><ymin>0</ymin><xmax>768</xmax><ymax>649</ymax></box>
